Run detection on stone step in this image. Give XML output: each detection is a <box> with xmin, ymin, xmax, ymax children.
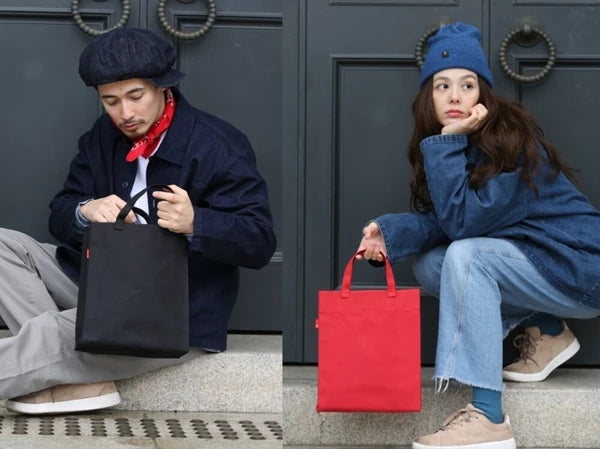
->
<box><xmin>283</xmin><ymin>366</ymin><xmax>600</xmax><ymax>448</ymax></box>
<box><xmin>0</xmin><ymin>330</ymin><xmax>281</xmax><ymax>415</ymax></box>
<box><xmin>116</xmin><ymin>334</ymin><xmax>282</xmax><ymax>414</ymax></box>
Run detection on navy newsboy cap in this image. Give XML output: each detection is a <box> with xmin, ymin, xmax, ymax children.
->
<box><xmin>79</xmin><ymin>27</ymin><xmax>185</xmax><ymax>87</ymax></box>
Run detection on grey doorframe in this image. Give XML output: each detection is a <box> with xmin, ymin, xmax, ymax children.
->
<box><xmin>282</xmin><ymin>0</ymin><xmax>305</xmax><ymax>362</ymax></box>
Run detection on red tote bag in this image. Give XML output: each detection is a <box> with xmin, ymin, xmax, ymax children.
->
<box><xmin>316</xmin><ymin>250</ymin><xmax>421</xmax><ymax>412</ymax></box>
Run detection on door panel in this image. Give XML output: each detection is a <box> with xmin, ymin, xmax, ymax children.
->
<box><xmin>491</xmin><ymin>1</ymin><xmax>600</xmax><ymax>363</ymax></box>
<box><xmin>0</xmin><ymin>0</ymin><xmax>282</xmax><ymax>332</ymax></box>
<box><xmin>284</xmin><ymin>0</ymin><xmax>600</xmax><ymax>363</ymax></box>
<box><xmin>300</xmin><ymin>0</ymin><xmax>484</xmax><ymax>363</ymax></box>
<box><xmin>147</xmin><ymin>0</ymin><xmax>283</xmax><ymax>330</ymax></box>
<box><xmin>0</xmin><ymin>0</ymin><xmax>137</xmax><ymax>241</ymax></box>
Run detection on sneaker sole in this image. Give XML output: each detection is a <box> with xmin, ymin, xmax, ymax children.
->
<box><xmin>413</xmin><ymin>438</ymin><xmax>516</xmax><ymax>449</ymax></box>
<box><xmin>5</xmin><ymin>391</ymin><xmax>121</xmax><ymax>415</ymax></box>
<box><xmin>502</xmin><ymin>337</ymin><xmax>580</xmax><ymax>382</ymax></box>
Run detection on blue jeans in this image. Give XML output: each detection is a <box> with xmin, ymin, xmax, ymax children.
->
<box><xmin>413</xmin><ymin>237</ymin><xmax>600</xmax><ymax>391</ymax></box>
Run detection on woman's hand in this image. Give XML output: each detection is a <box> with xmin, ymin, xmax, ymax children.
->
<box><xmin>442</xmin><ymin>103</ymin><xmax>488</xmax><ymax>135</ymax></box>
<box><xmin>356</xmin><ymin>222</ymin><xmax>387</xmax><ymax>262</ymax></box>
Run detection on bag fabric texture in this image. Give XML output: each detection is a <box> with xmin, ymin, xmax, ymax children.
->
<box><xmin>75</xmin><ymin>185</ymin><xmax>189</xmax><ymax>358</ymax></box>
<box><xmin>316</xmin><ymin>250</ymin><xmax>421</xmax><ymax>412</ymax></box>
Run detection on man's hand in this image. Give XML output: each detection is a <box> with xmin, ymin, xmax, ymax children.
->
<box><xmin>152</xmin><ymin>185</ymin><xmax>195</xmax><ymax>234</ymax></box>
<box><xmin>80</xmin><ymin>195</ymin><xmax>136</xmax><ymax>223</ymax></box>
<box><xmin>442</xmin><ymin>103</ymin><xmax>488</xmax><ymax>135</ymax></box>
<box><xmin>356</xmin><ymin>221</ymin><xmax>387</xmax><ymax>262</ymax></box>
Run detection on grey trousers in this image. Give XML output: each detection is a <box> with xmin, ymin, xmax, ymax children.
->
<box><xmin>0</xmin><ymin>228</ymin><xmax>202</xmax><ymax>400</ymax></box>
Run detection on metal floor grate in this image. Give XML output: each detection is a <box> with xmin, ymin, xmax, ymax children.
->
<box><xmin>0</xmin><ymin>413</ymin><xmax>282</xmax><ymax>442</ymax></box>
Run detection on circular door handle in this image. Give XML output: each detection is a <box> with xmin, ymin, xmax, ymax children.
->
<box><xmin>71</xmin><ymin>0</ymin><xmax>131</xmax><ymax>36</ymax></box>
<box><xmin>158</xmin><ymin>0</ymin><xmax>217</xmax><ymax>40</ymax></box>
<box><xmin>499</xmin><ymin>25</ymin><xmax>557</xmax><ymax>83</ymax></box>
<box><xmin>414</xmin><ymin>26</ymin><xmax>440</xmax><ymax>69</ymax></box>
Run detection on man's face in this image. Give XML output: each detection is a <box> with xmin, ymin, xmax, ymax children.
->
<box><xmin>97</xmin><ymin>78</ymin><xmax>166</xmax><ymax>139</ymax></box>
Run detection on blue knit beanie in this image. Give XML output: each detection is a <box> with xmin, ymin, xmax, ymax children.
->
<box><xmin>420</xmin><ymin>22</ymin><xmax>493</xmax><ymax>88</ymax></box>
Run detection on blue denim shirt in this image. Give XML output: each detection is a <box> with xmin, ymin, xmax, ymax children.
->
<box><xmin>374</xmin><ymin>134</ymin><xmax>600</xmax><ymax>309</ymax></box>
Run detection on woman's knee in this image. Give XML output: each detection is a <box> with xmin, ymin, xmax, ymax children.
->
<box><xmin>413</xmin><ymin>245</ymin><xmax>447</xmax><ymax>297</ymax></box>
<box><xmin>443</xmin><ymin>239</ymin><xmax>474</xmax><ymax>269</ymax></box>
<box><xmin>443</xmin><ymin>237</ymin><xmax>519</xmax><ymax>273</ymax></box>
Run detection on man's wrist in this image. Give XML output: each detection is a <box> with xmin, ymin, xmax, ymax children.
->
<box><xmin>75</xmin><ymin>198</ymin><xmax>94</xmax><ymax>228</ymax></box>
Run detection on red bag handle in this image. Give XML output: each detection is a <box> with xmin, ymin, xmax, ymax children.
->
<box><xmin>341</xmin><ymin>250</ymin><xmax>396</xmax><ymax>298</ymax></box>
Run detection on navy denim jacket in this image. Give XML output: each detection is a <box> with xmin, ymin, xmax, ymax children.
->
<box><xmin>49</xmin><ymin>89</ymin><xmax>276</xmax><ymax>351</ymax></box>
<box><xmin>374</xmin><ymin>134</ymin><xmax>600</xmax><ymax>310</ymax></box>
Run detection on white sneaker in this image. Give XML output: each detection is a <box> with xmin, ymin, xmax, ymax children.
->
<box><xmin>503</xmin><ymin>321</ymin><xmax>579</xmax><ymax>382</ymax></box>
<box><xmin>5</xmin><ymin>381</ymin><xmax>121</xmax><ymax>415</ymax></box>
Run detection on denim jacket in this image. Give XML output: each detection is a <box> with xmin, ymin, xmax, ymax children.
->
<box><xmin>373</xmin><ymin>134</ymin><xmax>600</xmax><ymax>309</ymax></box>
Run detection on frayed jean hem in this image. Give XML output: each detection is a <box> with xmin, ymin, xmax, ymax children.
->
<box><xmin>502</xmin><ymin>311</ymin><xmax>537</xmax><ymax>339</ymax></box>
<box><xmin>432</xmin><ymin>374</ymin><xmax>505</xmax><ymax>393</ymax></box>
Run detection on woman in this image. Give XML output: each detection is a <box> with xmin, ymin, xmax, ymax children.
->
<box><xmin>357</xmin><ymin>22</ymin><xmax>600</xmax><ymax>449</ymax></box>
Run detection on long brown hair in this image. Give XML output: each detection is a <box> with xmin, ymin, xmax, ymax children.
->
<box><xmin>408</xmin><ymin>77</ymin><xmax>575</xmax><ymax>212</ymax></box>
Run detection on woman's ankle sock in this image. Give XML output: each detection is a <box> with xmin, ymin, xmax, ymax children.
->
<box><xmin>472</xmin><ymin>386</ymin><xmax>503</xmax><ymax>424</ymax></box>
<box><xmin>520</xmin><ymin>313</ymin><xmax>563</xmax><ymax>336</ymax></box>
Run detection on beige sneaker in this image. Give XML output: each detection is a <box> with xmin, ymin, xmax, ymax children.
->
<box><xmin>5</xmin><ymin>381</ymin><xmax>121</xmax><ymax>415</ymax></box>
<box><xmin>413</xmin><ymin>404</ymin><xmax>516</xmax><ymax>449</ymax></box>
<box><xmin>503</xmin><ymin>321</ymin><xmax>579</xmax><ymax>382</ymax></box>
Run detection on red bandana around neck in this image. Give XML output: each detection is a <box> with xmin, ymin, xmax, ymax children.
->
<box><xmin>125</xmin><ymin>88</ymin><xmax>176</xmax><ymax>162</ymax></box>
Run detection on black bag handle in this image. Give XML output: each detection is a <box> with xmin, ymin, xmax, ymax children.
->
<box><xmin>131</xmin><ymin>207</ymin><xmax>151</xmax><ymax>224</ymax></box>
<box><xmin>116</xmin><ymin>184</ymin><xmax>172</xmax><ymax>227</ymax></box>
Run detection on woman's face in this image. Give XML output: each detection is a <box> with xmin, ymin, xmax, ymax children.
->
<box><xmin>432</xmin><ymin>68</ymin><xmax>480</xmax><ymax>127</ymax></box>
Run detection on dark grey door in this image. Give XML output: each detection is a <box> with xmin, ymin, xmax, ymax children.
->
<box><xmin>490</xmin><ymin>1</ymin><xmax>600</xmax><ymax>365</ymax></box>
<box><xmin>0</xmin><ymin>0</ymin><xmax>282</xmax><ymax>331</ymax></box>
<box><xmin>283</xmin><ymin>0</ymin><xmax>600</xmax><ymax>363</ymax></box>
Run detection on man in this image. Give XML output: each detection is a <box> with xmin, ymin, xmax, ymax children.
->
<box><xmin>0</xmin><ymin>27</ymin><xmax>276</xmax><ymax>414</ymax></box>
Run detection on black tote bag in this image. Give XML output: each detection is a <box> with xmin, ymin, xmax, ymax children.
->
<box><xmin>75</xmin><ymin>185</ymin><xmax>189</xmax><ymax>358</ymax></box>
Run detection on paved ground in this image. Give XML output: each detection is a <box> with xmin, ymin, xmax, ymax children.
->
<box><xmin>0</xmin><ymin>440</ymin><xmax>281</xmax><ymax>448</ymax></box>
<box><xmin>286</xmin><ymin>447</ymin><xmax>579</xmax><ymax>449</ymax></box>
<box><xmin>0</xmin><ymin>409</ymin><xmax>282</xmax><ymax>449</ymax></box>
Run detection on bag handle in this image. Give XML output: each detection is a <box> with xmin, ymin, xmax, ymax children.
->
<box><xmin>131</xmin><ymin>207</ymin><xmax>151</xmax><ymax>224</ymax></box>
<box><xmin>115</xmin><ymin>184</ymin><xmax>173</xmax><ymax>227</ymax></box>
<box><xmin>341</xmin><ymin>249</ymin><xmax>397</xmax><ymax>298</ymax></box>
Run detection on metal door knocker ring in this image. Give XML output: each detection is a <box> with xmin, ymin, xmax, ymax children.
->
<box><xmin>499</xmin><ymin>25</ymin><xmax>556</xmax><ymax>83</ymax></box>
<box><xmin>158</xmin><ymin>0</ymin><xmax>217</xmax><ymax>40</ymax></box>
<box><xmin>71</xmin><ymin>0</ymin><xmax>131</xmax><ymax>36</ymax></box>
<box><xmin>414</xmin><ymin>27</ymin><xmax>441</xmax><ymax>69</ymax></box>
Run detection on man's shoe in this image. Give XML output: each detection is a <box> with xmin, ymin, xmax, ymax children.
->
<box><xmin>503</xmin><ymin>321</ymin><xmax>579</xmax><ymax>382</ymax></box>
<box><xmin>412</xmin><ymin>404</ymin><xmax>516</xmax><ymax>449</ymax></box>
<box><xmin>5</xmin><ymin>381</ymin><xmax>121</xmax><ymax>415</ymax></box>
